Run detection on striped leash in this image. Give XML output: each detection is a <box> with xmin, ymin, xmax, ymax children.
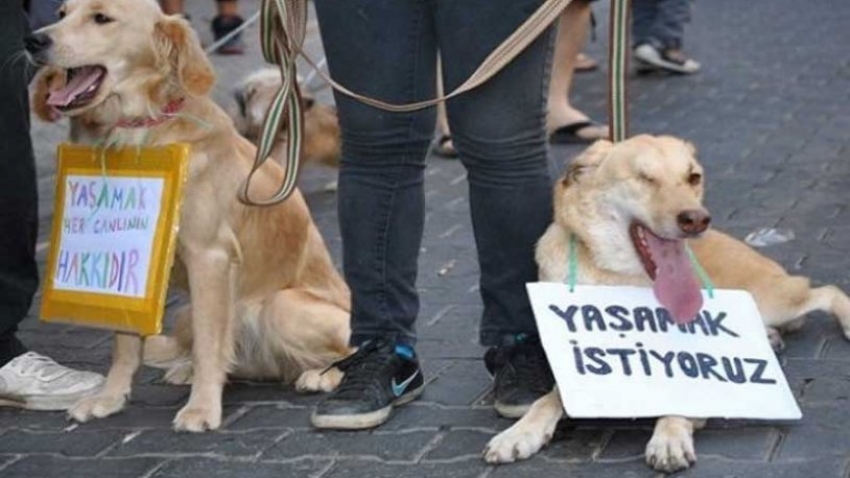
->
<box><xmin>245</xmin><ymin>0</ymin><xmax>575</xmax><ymax>206</ymax></box>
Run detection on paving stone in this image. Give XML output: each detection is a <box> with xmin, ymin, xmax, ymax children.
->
<box><xmin>422</xmin><ymin>430</ymin><xmax>492</xmax><ymax>460</ymax></box>
<box><xmin>380</xmin><ymin>404</ymin><xmax>510</xmax><ymax>432</ymax></box>
<box><xmin>261</xmin><ymin>429</ymin><xmax>438</xmax><ymax>462</ymax></box>
<box><xmin>0</xmin><ymin>456</ymin><xmax>163</xmax><ymax>478</ymax></box>
<box><xmin>0</xmin><ymin>429</ymin><xmax>128</xmax><ymax>457</ymax></box>
<box><xmin>322</xmin><ymin>460</ymin><xmax>490</xmax><ymax>478</ymax></box>
<box><xmin>0</xmin><ymin>410</ymin><xmax>70</xmax><ymax>432</ymax></box>
<box><xmin>70</xmin><ymin>407</ymin><xmax>185</xmax><ymax>430</ymax></box>
<box><xmin>222</xmin><ymin>382</ymin><xmax>317</xmax><ymax>407</ymax></box>
<box><xmin>110</xmin><ymin>429</ymin><xmax>285</xmax><ymax>458</ymax></box>
<box><xmin>154</xmin><ymin>457</ymin><xmax>332</xmax><ymax>478</ymax></box>
<box><xmin>677</xmin><ymin>457</ymin><xmax>849</xmax><ymax>478</ymax></box>
<box><xmin>227</xmin><ymin>406</ymin><xmax>312</xmax><ymax>430</ymax></box>
<box><xmin>694</xmin><ymin>427</ymin><xmax>778</xmax><ymax>460</ymax></box>
<box><xmin>541</xmin><ymin>427</ymin><xmax>608</xmax><ymax>462</ymax></box>
<box><xmin>597</xmin><ymin>429</ymin><xmax>653</xmax><ymax>461</ymax></box>
<box><xmin>420</xmin><ymin>360</ymin><xmax>493</xmax><ymax>406</ymax></box>
<box><xmin>489</xmin><ymin>459</ymin><xmax>659</xmax><ymax>478</ymax></box>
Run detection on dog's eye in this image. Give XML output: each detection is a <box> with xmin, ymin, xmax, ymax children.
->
<box><xmin>687</xmin><ymin>173</ymin><xmax>702</xmax><ymax>186</ymax></box>
<box><xmin>93</xmin><ymin>13</ymin><xmax>114</xmax><ymax>24</ymax></box>
<box><xmin>638</xmin><ymin>172</ymin><xmax>657</xmax><ymax>185</ymax></box>
<box><xmin>58</xmin><ymin>10</ymin><xmax>66</xmax><ymax>19</ymax></box>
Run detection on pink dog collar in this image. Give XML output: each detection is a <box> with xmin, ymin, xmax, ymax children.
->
<box><xmin>116</xmin><ymin>98</ymin><xmax>185</xmax><ymax>128</ymax></box>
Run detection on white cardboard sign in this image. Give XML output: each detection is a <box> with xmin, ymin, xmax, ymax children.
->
<box><xmin>53</xmin><ymin>175</ymin><xmax>165</xmax><ymax>298</ymax></box>
<box><xmin>528</xmin><ymin>283</ymin><xmax>802</xmax><ymax>420</ymax></box>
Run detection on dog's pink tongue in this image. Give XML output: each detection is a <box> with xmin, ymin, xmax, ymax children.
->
<box><xmin>47</xmin><ymin>67</ymin><xmax>101</xmax><ymax>107</ymax></box>
<box><xmin>645</xmin><ymin>234</ymin><xmax>703</xmax><ymax>323</ymax></box>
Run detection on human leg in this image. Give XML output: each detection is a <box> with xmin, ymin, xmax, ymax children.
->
<box><xmin>0</xmin><ymin>3</ymin><xmax>103</xmax><ymax>410</ymax></box>
<box><xmin>436</xmin><ymin>0</ymin><xmax>559</xmax><ymax>417</ymax></box>
<box><xmin>436</xmin><ymin>0</ymin><xmax>554</xmax><ymax>346</ymax></box>
<box><xmin>633</xmin><ymin>0</ymin><xmax>700</xmax><ymax>74</ymax></box>
<box><xmin>0</xmin><ymin>1</ymin><xmax>39</xmax><ymax>366</ymax></box>
<box><xmin>547</xmin><ymin>1</ymin><xmax>608</xmax><ymax>143</ymax></box>
<box><xmin>310</xmin><ymin>0</ymin><xmax>436</xmax><ymax>429</ymax></box>
<box><xmin>158</xmin><ymin>0</ymin><xmax>184</xmax><ymax>16</ymax></box>
<box><xmin>211</xmin><ymin>0</ymin><xmax>244</xmax><ymax>55</ymax></box>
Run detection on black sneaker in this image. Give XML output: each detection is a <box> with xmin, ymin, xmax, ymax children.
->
<box><xmin>485</xmin><ymin>334</ymin><xmax>555</xmax><ymax>419</ymax></box>
<box><xmin>310</xmin><ymin>338</ymin><xmax>424</xmax><ymax>430</ymax></box>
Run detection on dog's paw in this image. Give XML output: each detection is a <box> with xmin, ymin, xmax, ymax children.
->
<box><xmin>483</xmin><ymin>424</ymin><xmax>553</xmax><ymax>464</ymax></box>
<box><xmin>295</xmin><ymin>368</ymin><xmax>342</xmax><ymax>393</ymax></box>
<box><xmin>645</xmin><ymin>421</ymin><xmax>696</xmax><ymax>473</ymax></box>
<box><xmin>163</xmin><ymin>361</ymin><xmax>193</xmax><ymax>385</ymax></box>
<box><xmin>68</xmin><ymin>394</ymin><xmax>127</xmax><ymax>422</ymax></box>
<box><xmin>173</xmin><ymin>403</ymin><xmax>221</xmax><ymax>432</ymax></box>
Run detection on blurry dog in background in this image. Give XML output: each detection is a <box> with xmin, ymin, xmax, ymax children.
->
<box><xmin>231</xmin><ymin>68</ymin><xmax>341</xmax><ymax>172</ymax></box>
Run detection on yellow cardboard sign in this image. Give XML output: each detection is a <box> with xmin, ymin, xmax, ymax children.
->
<box><xmin>40</xmin><ymin>143</ymin><xmax>189</xmax><ymax>336</ymax></box>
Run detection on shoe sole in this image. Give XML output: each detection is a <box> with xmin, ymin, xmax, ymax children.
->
<box><xmin>310</xmin><ymin>384</ymin><xmax>425</xmax><ymax>430</ymax></box>
<box><xmin>0</xmin><ymin>389</ymin><xmax>100</xmax><ymax>411</ymax></box>
<box><xmin>634</xmin><ymin>46</ymin><xmax>699</xmax><ymax>74</ymax></box>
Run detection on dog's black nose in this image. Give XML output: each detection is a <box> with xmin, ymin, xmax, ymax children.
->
<box><xmin>677</xmin><ymin>209</ymin><xmax>711</xmax><ymax>235</ymax></box>
<box><xmin>24</xmin><ymin>33</ymin><xmax>53</xmax><ymax>55</ymax></box>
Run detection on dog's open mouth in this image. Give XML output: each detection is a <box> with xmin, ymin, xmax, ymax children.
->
<box><xmin>629</xmin><ymin>222</ymin><xmax>703</xmax><ymax>323</ymax></box>
<box><xmin>46</xmin><ymin>65</ymin><xmax>107</xmax><ymax>111</ymax></box>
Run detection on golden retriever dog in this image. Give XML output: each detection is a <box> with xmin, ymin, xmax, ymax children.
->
<box><xmin>27</xmin><ymin>0</ymin><xmax>352</xmax><ymax>432</ymax></box>
<box><xmin>484</xmin><ymin>135</ymin><xmax>850</xmax><ymax>471</ymax></box>
<box><xmin>231</xmin><ymin>67</ymin><xmax>341</xmax><ymax>171</ymax></box>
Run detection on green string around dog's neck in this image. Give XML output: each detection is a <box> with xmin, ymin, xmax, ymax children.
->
<box><xmin>565</xmin><ymin>234</ymin><xmax>715</xmax><ymax>298</ymax></box>
<box><xmin>685</xmin><ymin>243</ymin><xmax>715</xmax><ymax>298</ymax></box>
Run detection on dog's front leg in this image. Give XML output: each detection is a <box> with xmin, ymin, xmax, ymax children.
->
<box><xmin>484</xmin><ymin>389</ymin><xmax>564</xmax><ymax>463</ymax></box>
<box><xmin>69</xmin><ymin>332</ymin><xmax>142</xmax><ymax>421</ymax></box>
<box><xmin>645</xmin><ymin>416</ymin><xmax>706</xmax><ymax>472</ymax></box>
<box><xmin>173</xmin><ymin>247</ymin><xmax>235</xmax><ymax>432</ymax></box>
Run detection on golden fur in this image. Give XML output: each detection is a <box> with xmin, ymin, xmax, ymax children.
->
<box><xmin>31</xmin><ymin>0</ymin><xmax>351</xmax><ymax>432</ymax></box>
<box><xmin>484</xmin><ymin>135</ymin><xmax>850</xmax><ymax>471</ymax></box>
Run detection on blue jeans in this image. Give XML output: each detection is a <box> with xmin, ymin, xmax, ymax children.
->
<box><xmin>632</xmin><ymin>0</ymin><xmax>693</xmax><ymax>50</ymax></box>
<box><xmin>314</xmin><ymin>0</ymin><xmax>555</xmax><ymax>347</ymax></box>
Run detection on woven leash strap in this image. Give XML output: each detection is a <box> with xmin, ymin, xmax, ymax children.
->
<box><xmin>239</xmin><ymin>0</ymin><xmax>307</xmax><ymax>205</ymax></box>
<box><xmin>246</xmin><ymin>0</ymin><xmax>574</xmax><ymax>206</ymax></box>
<box><xmin>607</xmin><ymin>0</ymin><xmax>630</xmax><ymax>143</ymax></box>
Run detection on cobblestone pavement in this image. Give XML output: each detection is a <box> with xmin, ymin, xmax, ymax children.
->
<box><xmin>3</xmin><ymin>0</ymin><xmax>849</xmax><ymax>476</ymax></box>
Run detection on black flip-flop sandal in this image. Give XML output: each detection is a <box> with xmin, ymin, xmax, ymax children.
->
<box><xmin>549</xmin><ymin>121</ymin><xmax>604</xmax><ymax>145</ymax></box>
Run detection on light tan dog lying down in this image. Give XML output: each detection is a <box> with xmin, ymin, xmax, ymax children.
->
<box><xmin>29</xmin><ymin>0</ymin><xmax>351</xmax><ymax>432</ymax></box>
<box><xmin>484</xmin><ymin>135</ymin><xmax>850</xmax><ymax>471</ymax></box>
<box><xmin>231</xmin><ymin>68</ymin><xmax>341</xmax><ymax>171</ymax></box>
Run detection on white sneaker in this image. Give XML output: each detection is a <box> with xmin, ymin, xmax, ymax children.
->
<box><xmin>0</xmin><ymin>352</ymin><xmax>105</xmax><ymax>411</ymax></box>
<box><xmin>634</xmin><ymin>44</ymin><xmax>701</xmax><ymax>74</ymax></box>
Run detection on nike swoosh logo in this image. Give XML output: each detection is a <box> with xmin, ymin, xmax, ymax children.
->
<box><xmin>391</xmin><ymin>370</ymin><xmax>420</xmax><ymax>397</ymax></box>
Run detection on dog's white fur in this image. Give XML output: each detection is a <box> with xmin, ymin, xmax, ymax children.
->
<box><xmin>31</xmin><ymin>0</ymin><xmax>352</xmax><ymax>432</ymax></box>
<box><xmin>484</xmin><ymin>135</ymin><xmax>850</xmax><ymax>471</ymax></box>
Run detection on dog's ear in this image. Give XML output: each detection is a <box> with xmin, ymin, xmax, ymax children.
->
<box><xmin>562</xmin><ymin>139</ymin><xmax>613</xmax><ymax>186</ymax></box>
<box><xmin>154</xmin><ymin>16</ymin><xmax>215</xmax><ymax>97</ymax></box>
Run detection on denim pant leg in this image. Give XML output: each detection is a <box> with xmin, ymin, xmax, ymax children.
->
<box><xmin>435</xmin><ymin>0</ymin><xmax>555</xmax><ymax>347</ymax></box>
<box><xmin>0</xmin><ymin>3</ymin><xmax>39</xmax><ymax>336</ymax></box>
<box><xmin>314</xmin><ymin>0</ymin><xmax>437</xmax><ymax>347</ymax></box>
<box><xmin>633</xmin><ymin>0</ymin><xmax>692</xmax><ymax>50</ymax></box>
